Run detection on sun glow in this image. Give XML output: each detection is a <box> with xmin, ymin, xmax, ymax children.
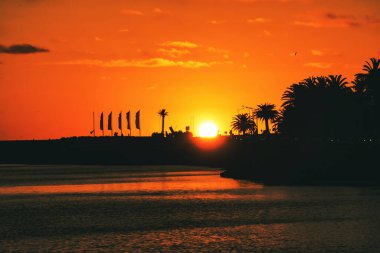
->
<box><xmin>198</xmin><ymin>122</ymin><xmax>218</xmax><ymax>138</ymax></box>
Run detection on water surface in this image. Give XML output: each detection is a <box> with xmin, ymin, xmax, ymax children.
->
<box><xmin>0</xmin><ymin>165</ymin><xmax>379</xmax><ymax>252</ymax></box>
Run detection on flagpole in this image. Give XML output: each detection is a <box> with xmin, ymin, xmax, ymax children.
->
<box><xmin>93</xmin><ymin>112</ymin><xmax>95</xmax><ymax>137</ymax></box>
<box><xmin>109</xmin><ymin>111</ymin><xmax>113</xmax><ymax>136</ymax></box>
<box><xmin>135</xmin><ymin>110</ymin><xmax>141</xmax><ymax>136</ymax></box>
<box><xmin>119</xmin><ymin>111</ymin><xmax>123</xmax><ymax>136</ymax></box>
<box><xmin>100</xmin><ymin>112</ymin><xmax>104</xmax><ymax>136</ymax></box>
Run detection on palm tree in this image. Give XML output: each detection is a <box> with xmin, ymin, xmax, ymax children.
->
<box><xmin>231</xmin><ymin>113</ymin><xmax>256</xmax><ymax>135</ymax></box>
<box><xmin>355</xmin><ymin>58</ymin><xmax>380</xmax><ymax>97</ymax></box>
<box><xmin>362</xmin><ymin>58</ymin><xmax>380</xmax><ymax>96</ymax></box>
<box><xmin>359</xmin><ymin>58</ymin><xmax>380</xmax><ymax>137</ymax></box>
<box><xmin>327</xmin><ymin>75</ymin><xmax>349</xmax><ymax>90</ymax></box>
<box><xmin>363</xmin><ymin>58</ymin><xmax>380</xmax><ymax>74</ymax></box>
<box><xmin>254</xmin><ymin>103</ymin><xmax>278</xmax><ymax>135</ymax></box>
<box><xmin>158</xmin><ymin>109</ymin><xmax>168</xmax><ymax>135</ymax></box>
<box><xmin>279</xmin><ymin>74</ymin><xmax>361</xmax><ymax>139</ymax></box>
<box><xmin>352</xmin><ymin>74</ymin><xmax>367</xmax><ymax>95</ymax></box>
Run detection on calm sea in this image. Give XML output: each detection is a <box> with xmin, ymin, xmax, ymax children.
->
<box><xmin>0</xmin><ymin>165</ymin><xmax>379</xmax><ymax>252</ymax></box>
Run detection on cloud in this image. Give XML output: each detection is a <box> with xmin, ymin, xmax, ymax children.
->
<box><xmin>207</xmin><ymin>47</ymin><xmax>230</xmax><ymax>59</ymax></box>
<box><xmin>256</xmin><ymin>30</ymin><xmax>273</xmax><ymax>37</ymax></box>
<box><xmin>311</xmin><ymin>49</ymin><xmax>324</xmax><ymax>56</ymax></box>
<box><xmin>295</xmin><ymin>12</ymin><xmax>380</xmax><ymax>28</ymax></box>
<box><xmin>246</xmin><ymin>17</ymin><xmax>271</xmax><ymax>23</ymax></box>
<box><xmin>207</xmin><ymin>46</ymin><xmax>229</xmax><ymax>54</ymax></box>
<box><xmin>118</xmin><ymin>28</ymin><xmax>129</xmax><ymax>32</ymax></box>
<box><xmin>364</xmin><ymin>16</ymin><xmax>380</xmax><ymax>26</ymax></box>
<box><xmin>146</xmin><ymin>85</ymin><xmax>157</xmax><ymax>90</ymax></box>
<box><xmin>210</xmin><ymin>20</ymin><xmax>227</xmax><ymax>25</ymax></box>
<box><xmin>121</xmin><ymin>9</ymin><xmax>144</xmax><ymax>16</ymax></box>
<box><xmin>58</xmin><ymin>58</ymin><xmax>217</xmax><ymax>68</ymax></box>
<box><xmin>153</xmin><ymin>8</ymin><xmax>163</xmax><ymax>13</ymax></box>
<box><xmin>293</xmin><ymin>20</ymin><xmax>322</xmax><ymax>28</ymax></box>
<box><xmin>237</xmin><ymin>0</ymin><xmax>310</xmax><ymax>3</ymax></box>
<box><xmin>305</xmin><ymin>62</ymin><xmax>332</xmax><ymax>69</ymax></box>
<box><xmin>158</xmin><ymin>42</ymin><xmax>230</xmax><ymax>59</ymax></box>
<box><xmin>153</xmin><ymin>7</ymin><xmax>172</xmax><ymax>16</ymax></box>
<box><xmin>161</xmin><ymin>41</ymin><xmax>199</xmax><ymax>48</ymax></box>
<box><xmin>20</xmin><ymin>0</ymin><xmax>45</xmax><ymax>4</ymax></box>
<box><xmin>323</xmin><ymin>12</ymin><xmax>360</xmax><ymax>27</ymax></box>
<box><xmin>263</xmin><ymin>30</ymin><xmax>272</xmax><ymax>36</ymax></box>
<box><xmin>157</xmin><ymin>48</ymin><xmax>190</xmax><ymax>58</ymax></box>
<box><xmin>0</xmin><ymin>44</ymin><xmax>49</xmax><ymax>54</ymax></box>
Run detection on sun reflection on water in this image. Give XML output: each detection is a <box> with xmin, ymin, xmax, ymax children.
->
<box><xmin>0</xmin><ymin>171</ymin><xmax>262</xmax><ymax>196</ymax></box>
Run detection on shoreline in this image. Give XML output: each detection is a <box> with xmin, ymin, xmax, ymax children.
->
<box><xmin>220</xmin><ymin>170</ymin><xmax>380</xmax><ymax>187</ymax></box>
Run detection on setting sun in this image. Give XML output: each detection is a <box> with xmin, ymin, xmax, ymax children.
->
<box><xmin>198</xmin><ymin>122</ymin><xmax>218</xmax><ymax>138</ymax></box>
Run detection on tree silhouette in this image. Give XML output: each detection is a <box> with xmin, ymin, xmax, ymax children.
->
<box><xmin>278</xmin><ymin>75</ymin><xmax>359</xmax><ymax>139</ymax></box>
<box><xmin>327</xmin><ymin>75</ymin><xmax>348</xmax><ymax>89</ymax></box>
<box><xmin>158</xmin><ymin>109</ymin><xmax>168</xmax><ymax>135</ymax></box>
<box><xmin>352</xmin><ymin>74</ymin><xmax>367</xmax><ymax>95</ymax></box>
<box><xmin>363</xmin><ymin>58</ymin><xmax>380</xmax><ymax>73</ymax></box>
<box><xmin>231</xmin><ymin>113</ymin><xmax>256</xmax><ymax>135</ymax></box>
<box><xmin>353</xmin><ymin>58</ymin><xmax>380</xmax><ymax>137</ymax></box>
<box><xmin>254</xmin><ymin>103</ymin><xmax>278</xmax><ymax>135</ymax></box>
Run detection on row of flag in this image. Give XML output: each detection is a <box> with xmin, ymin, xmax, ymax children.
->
<box><xmin>99</xmin><ymin>111</ymin><xmax>140</xmax><ymax>134</ymax></box>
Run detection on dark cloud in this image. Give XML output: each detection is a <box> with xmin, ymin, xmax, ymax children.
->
<box><xmin>0</xmin><ymin>44</ymin><xmax>49</xmax><ymax>54</ymax></box>
<box><xmin>325</xmin><ymin>13</ymin><xmax>360</xmax><ymax>27</ymax></box>
<box><xmin>295</xmin><ymin>12</ymin><xmax>380</xmax><ymax>28</ymax></box>
<box><xmin>325</xmin><ymin>13</ymin><xmax>351</xmax><ymax>20</ymax></box>
<box><xmin>364</xmin><ymin>16</ymin><xmax>380</xmax><ymax>25</ymax></box>
<box><xmin>325</xmin><ymin>12</ymin><xmax>380</xmax><ymax>27</ymax></box>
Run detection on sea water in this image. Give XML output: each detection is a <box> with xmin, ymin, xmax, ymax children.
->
<box><xmin>0</xmin><ymin>165</ymin><xmax>379</xmax><ymax>252</ymax></box>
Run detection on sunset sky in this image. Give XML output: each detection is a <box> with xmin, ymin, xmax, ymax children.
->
<box><xmin>1</xmin><ymin>0</ymin><xmax>379</xmax><ymax>140</ymax></box>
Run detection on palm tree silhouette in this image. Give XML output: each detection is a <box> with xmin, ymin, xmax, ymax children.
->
<box><xmin>276</xmin><ymin>58</ymin><xmax>379</xmax><ymax>139</ymax></box>
<box><xmin>363</xmin><ymin>58</ymin><xmax>380</xmax><ymax>74</ymax></box>
<box><xmin>327</xmin><ymin>75</ymin><xmax>349</xmax><ymax>91</ymax></box>
<box><xmin>358</xmin><ymin>58</ymin><xmax>380</xmax><ymax>137</ymax></box>
<box><xmin>352</xmin><ymin>75</ymin><xmax>367</xmax><ymax>95</ymax></box>
<box><xmin>158</xmin><ymin>109</ymin><xmax>168</xmax><ymax>135</ymax></box>
<box><xmin>279</xmin><ymin>75</ymin><xmax>360</xmax><ymax>138</ymax></box>
<box><xmin>254</xmin><ymin>103</ymin><xmax>278</xmax><ymax>135</ymax></box>
<box><xmin>231</xmin><ymin>113</ymin><xmax>256</xmax><ymax>135</ymax></box>
<box><xmin>355</xmin><ymin>58</ymin><xmax>380</xmax><ymax>96</ymax></box>
<box><xmin>362</xmin><ymin>58</ymin><xmax>380</xmax><ymax>96</ymax></box>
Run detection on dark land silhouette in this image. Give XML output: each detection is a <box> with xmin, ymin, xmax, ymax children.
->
<box><xmin>1</xmin><ymin>58</ymin><xmax>379</xmax><ymax>186</ymax></box>
<box><xmin>0</xmin><ymin>136</ymin><xmax>379</xmax><ymax>186</ymax></box>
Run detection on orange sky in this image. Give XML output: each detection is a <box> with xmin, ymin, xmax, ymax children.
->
<box><xmin>1</xmin><ymin>0</ymin><xmax>379</xmax><ymax>140</ymax></box>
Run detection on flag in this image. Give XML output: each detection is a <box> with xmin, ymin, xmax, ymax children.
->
<box><xmin>135</xmin><ymin>110</ymin><xmax>140</xmax><ymax>130</ymax></box>
<box><xmin>100</xmin><ymin>112</ymin><xmax>104</xmax><ymax>131</ymax></box>
<box><xmin>126</xmin><ymin>111</ymin><xmax>131</xmax><ymax>130</ymax></box>
<box><xmin>118</xmin><ymin>112</ymin><xmax>122</xmax><ymax>130</ymax></box>
<box><xmin>108</xmin><ymin>112</ymin><xmax>112</xmax><ymax>130</ymax></box>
